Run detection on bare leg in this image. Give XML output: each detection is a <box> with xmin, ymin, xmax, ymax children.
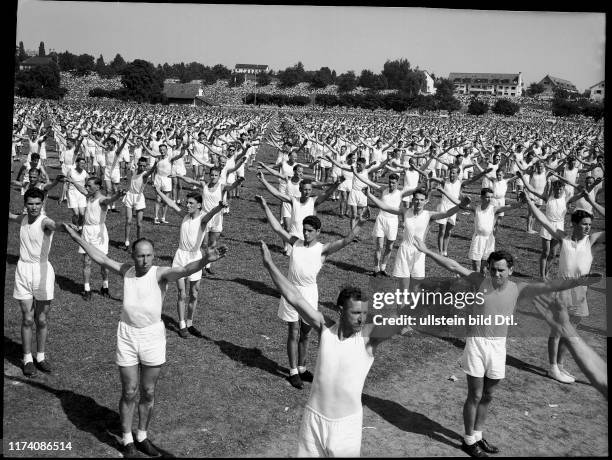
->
<box><xmin>19</xmin><ymin>299</ymin><xmax>35</xmax><ymax>355</ymax></box>
<box><xmin>137</xmin><ymin>365</ymin><xmax>163</xmax><ymax>432</ymax></box>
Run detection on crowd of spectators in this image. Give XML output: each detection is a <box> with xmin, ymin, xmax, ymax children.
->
<box><xmin>60</xmin><ymin>72</ymin><xmax>122</xmax><ymax>101</ymax></box>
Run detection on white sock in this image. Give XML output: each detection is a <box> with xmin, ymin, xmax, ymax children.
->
<box><xmin>123</xmin><ymin>432</ymin><xmax>134</xmax><ymax>446</ymax></box>
<box><xmin>374</xmin><ymin>264</ymin><xmax>380</xmax><ymax>272</ymax></box>
<box><xmin>84</xmin><ymin>282</ymin><xmax>91</xmax><ymax>291</ymax></box>
<box><xmin>205</xmin><ymin>263</ymin><xmax>211</xmax><ymax>269</ymax></box>
<box><xmin>179</xmin><ymin>320</ymin><xmax>186</xmax><ymax>329</ymax></box>
<box><xmin>298</xmin><ymin>366</ymin><xmax>307</xmax><ymax>374</ymax></box>
<box><xmin>289</xmin><ymin>368</ymin><xmax>299</xmax><ymax>376</ymax></box>
<box><xmin>473</xmin><ymin>430</ymin><xmax>482</xmax><ymax>442</ymax></box>
<box><xmin>23</xmin><ymin>353</ymin><xmax>33</xmax><ymax>364</ymax></box>
<box><xmin>380</xmin><ymin>263</ymin><xmax>387</xmax><ymax>271</ymax></box>
<box><xmin>136</xmin><ymin>430</ymin><xmax>147</xmax><ymax>442</ymax></box>
<box><xmin>464</xmin><ymin>434</ymin><xmax>477</xmax><ymax>445</ymax></box>
<box><xmin>36</xmin><ymin>352</ymin><xmax>45</xmax><ymax>362</ymax></box>
<box><xmin>102</xmin><ymin>280</ymin><xmax>109</xmax><ymax>288</ymax></box>
<box><xmin>186</xmin><ymin>319</ymin><xmax>193</xmax><ymax>327</ymax></box>
<box><xmin>550</xmin><ymin>363</ymin><xmax>559</xmax><ymax>372</ymax></box>
<box><xmin>125</xmin><ymin>240</ymin><xmax>130</xmax><ymax>247</ymax></box>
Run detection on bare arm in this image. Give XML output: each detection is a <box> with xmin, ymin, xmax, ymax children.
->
<box><xmin>365</xmin><ymin>188</ymin><xmax>401</xmax><ymax>216</ymax></box>
<box><xmin>63</xmin><ymin>223</ymin><xmax>129</xmax><ymax>275</ymax></box>
<box><xmin>257</xmin><ymin>172</ymin><xmax>292</xmax><ymax>203</ymax></box>
<box><xmin>255</xmin><ymin>195</ymin><xmax>297</xmax><ymax>245</ymax></box>
<box><xmin>413</xmin><ymin>237</ymin><xmax>473</xmax><ymax>277</ymax></box>
<box><xmin>159</xmin><ymin>245</ymin><xmax>228</xmax><ymax>283</ymax></box>
<box><xmin>524</xmin><ymin>193</ymin><xmax>565</xmax><ymax>240</ymax></box>
<box><xmin>321</xmin><ymin>217</ymin><xmax>367</xmax><ymax>258</ymax></box>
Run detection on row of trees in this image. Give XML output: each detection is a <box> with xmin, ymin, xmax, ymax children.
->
<box><xmin>467</xmin><ymin>99</ymin><xmax>521</xmax><ymax>116</ymax></box>
<box><xmin>243</xmin><ymin>86</ymin><xmax>462</xmax><ymax>113</ymax></box>
<box><xmin>551</xmin><ymin>98</ymin><xmax>604</xmax><ymax>120</ymax></box>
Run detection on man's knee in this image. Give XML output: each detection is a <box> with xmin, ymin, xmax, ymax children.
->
<box><xmin>480</xmin><ymin>389</ymin><xmax>494</xmax><ymax>404</ymax></box>
<box><xmin>140</xmin><ymin>385</ymin><xmax>156</xmax><ymax>403</ymax></box>
<box><xmin>466</xmin><ymin>389</ymin><xmax>482</xmax><ymax>404</ymax></box>
<box><xmin>34</xmin><ymin>314</ymin><xmax>47</xmax><ymax>328</ymax></box>
<box><xmin>288</xmin><ymin>323</ymin><xmax>300</xmax><ymax>341</ymax></box>
<box><xmin>177</xmin><ymin>290</ymin><xmax>187</xmax><ymax>303</ymax></box>
<box><xmin>22</xmin><ymin>315</ymin><xmax>35</xmax><ymax>328</ymax></box>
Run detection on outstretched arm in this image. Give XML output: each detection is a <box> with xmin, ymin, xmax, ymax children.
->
<box><xmin>260</xmin><ymin>241</ymin><xmax>327</xmax><ymax>333</ymax></box>
<box><xmin>413</xmin><ymin>236</ymin><xmax>473</xmax><ymax>277</ymax></box>
<box><xmin>524</xmin><ymin>193</ymin><xmax>565</xmax><ymax>241</ymax></box>
<box><xmin>366</xmin><ymin>188</ymin><xmax>401</xmax><ymax>215</ymax></box>
<box><xmin>257</xmin><ymin>172</ymin><xmax>292</xmax><ymax>203</ymax></box>
<box><xmin>153</xmin><ymin>185</ymin><xmax>182</xmax><ymax>212</ymax></box>
<box><xmin>160</xmin><ymin>245</ymin><xmax>228</xmax><ymax>283</ymax></box>
<box><xmin>321</xmin><ymin>216</ymin><xmax>367</xmax><ymax>258</ymax></box>
<box><xmin>63</xmin><ymin>223</ymin><xmax>129</xmax><ymax>275</ymax></box>
<box><xmin>429</xmin><ymin>196</ymin><xmax>471</xmax><ymax>221</ymax></box>
<box><xmin>314</xmin><ymin>180</ymin><xmax>341</xmax><ymax>207</ymax></box>
<box><xmin>519</xmin><ymin>274</ymin><xmax>602</xmax><ymax>299</ymax></box>
<box><xmin>255</xmin><ymin>195</ymin><xmax>297</xmax><ymax>245</ymax></box>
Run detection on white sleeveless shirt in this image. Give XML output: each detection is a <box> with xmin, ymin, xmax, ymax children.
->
<box><xmin>178</xmin><ymin>213</ymin><xmax>205</xmax><ymax>253</ymax></box>
<box><xmin>287</xmin><ymin>240</ymin><xmax>323</xmax><ymax>287</ymax></box>
<box><xmin>289</xmin><ymin>197</ymin><xmax>316</xmax><ymax>237</ymax></box>
<box><xmin>202</xmin><ymin>181</ymin><xmax>223</xmax><ymax>213</ymax></box>
<box><xmin>121</xmin><ymin>266</ymin><xmax>166</xmax><ymax>328</ymax></box>
<box><xmin>19</xmin><ymin>215</ymin><xmax>53</xmax><ymax>264</ymax></box>
<box><xmin>474</xmin><ymin>204</ymin><xmax>496</xmax><ymax>236</ymax></box>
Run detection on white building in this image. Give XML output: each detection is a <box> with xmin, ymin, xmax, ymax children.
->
<box><xmin>234</xmin><ymin>64</ymin><xmax>269</xmax><ymax>75</ymax></box>
<box><xmin>589</xmin><ymin>81</ymin><xmax>604</xmax><ymax>103</ymax></box>
<box><xmin>420</xmin><ymin>71</ymin><xmax>436</xmax><ymax>95</ymax></box>
<box><xmin>449</xmin><ymin>72</ymin><xmax>523</xmax><ymax>97</ymax></box>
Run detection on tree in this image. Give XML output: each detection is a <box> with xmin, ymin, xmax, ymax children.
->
<box><xmin>435</xmin><ymin>78</ymin><xmax>455</xmax><ymax>99</ymax></box>
<box><xmin>15</xmin><ymin>62</ymin><xmax>67</xmax><ymax>100</ymax></box>
<box><xmin>256</xmin><ymin>71</ymin><xmax>271</xmax><ymax>87</ymax></box>
<box><xmin>212</xmin><ymin>64</ymin><xmax>231</xmax><ymax>80</ymax></box>
<box><xmin>18</xmin><ymin>41</ymin><xmax>28</xmax><ymax>62</ymax></box>
<box><xmin>38</xmin><ymin>41</ymin><xmax>46</xmax><ymax>57</ymax></box>
<box><xmin>337</xmin><ymin>71</ymin><xmax>357</xmax><ymax>92</ymax></box>
<box><xmin>553</xmin><ymin>88</ymin><xmax>569</xmax><ymax>100</ymax></box>
<box><xmin>358</xmin><ymin>70</ymin><xmax>378</xmax><ymax>89</ymax></box>
<box><xmin>551</xmin><ymin>98</ymin><xmax>581</xmax><ymax>117</ymax></box>
<box><xmin>310</xmin><ymin>67</ymin><xmax>334</xmax><ymax>89</ymax></box>
<box><xmin>526</xmin><ymin>82</ymin><xmax>545</xmax><ymax>97</ymax></box>
<box><xmin>437</xmin><ymin>95</ymin><xmax>462</xmax><ymax>113</ymax></box>
<box><xmin>228</xmin><ymin>73</ymin><xmax>245</xmax><ymax>87</ymax></box>
<box><xmin>382</xmin><ymin>59</ymin><xmax>411</xmax><ymax>90</ymax></box>
<box><xmin>492</xmin><ymin>98</ymin><xmax>520</xmax><ymax>116</ymax></box>
<box><xmin>74</xmin><ymin>54</ymin><xmax>95</xmax><ymax>76</ymax></box>
<box><xmin>468</xmin><ymin>99</ymin><xmax>489</xmax><ymax>115</ymax></box>
<box><xmin>95</xmin><ymin>54</ymin><xmax>106</xmax><ymax>73</ymax></box>
<box><xmin>110</xmin><ymin>53</ymin><xmax>127</xmax><ymax>74</ymax></box>
<box><xmin>581</xmin><ymin>102</ymin><xmax>604</xmax><ymax>121</ymax></box>
<box><xmin>57</xmin><ymin>51</ymin><xmax>77</xmax><ymax>71</ymax></box>
<box><xmin>120</xmin><ymin>59</ymin><xmax>165</xmax><ymax>103</ymax></box>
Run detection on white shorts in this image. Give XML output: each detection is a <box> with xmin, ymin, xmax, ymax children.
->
<box><xmin>278</xmin><ymin>283</ymin><xmax>318</xmax><ymax>323</ymax></box>
<box><xmin>393</xmin><ymin>242</ymin><xmax>425</xmax><ymax>278</ymax></box>
<box><xmin>120</xmin><ymin>150</ymin><xmax>131</xmax><ymax>162</ymax></box>
<box><xmin>372</xmin><ymin>215</ymin><xmax>398</xmax><ymax>240</ymax></box>
<box><xmin>555</xmin><ymin>285</ymin><xmax>589</xmax><ymax>317</ymax></box>
<box><xmin>171</xmin><ymin>164</ymin><xmax>186</xmax><ymax>177</ymax></box>
<box><xmin>281</xmin><ymin>201</ymin><xmax>292</xmax><ymax>219</ymax></box>
<box><xmin>434</xmin><ymin>204</ymin><xmax>457</xmax><ymax>226</ymax></box>
<box><xmin>67</xmin><ymin>189</ymin><xmax>87</xmax><ymax>209</ymax></box>
<box><xmin>460</xmin><ymin>336</ymin><xmax>506</xmax><ymax>380</ymax></box>
<box><xmin>297</xmin><ymin>406</ymin><xmax>362</xmax><ymax>457</ymax></box>
<box><xmin>493</xmin><ymin>197</ymin><xmax>506</xmax><ymax>217</ymax></box>
<box><xmin>347</xmin><ymin>190</ymin><xmax>367</xmax><ymax>208</ymax></box>
<box><xmin>172</xmin><ymin>248</ymin><xmax>203</xmax><ymax>282</ymax></box>
<box><xmin>123</xmin><ymin>191</ymin><xmax>146</xmax><ymax>211</ymax></box>
<box><xmin>93</xmin><ymin>154</ymin><xmax>106</xmax><ymax>167</ymax></box>
<box><xmin>154</xmin><ymin>175</ymin><xmax>172</xmax><ymax>193</ymax></box>
<box><xmin>13</xmin><ymin>260</ymin><xmax>55</xmax><ymax>301</ymax></box>
<box><xmin>78</xmin><ymin>224</ymin><xmax>109</xmax><ymax>255</ymax></box>
<box><xmin>338</xmin><ymin>180</ymin><xmax>352</xmax><ymax>193</ymax></box>
<box><xmin>116</xmin><ymin>320</ymin><xmax>166</xmax><ymax>367</ymax></box>
<box><xmin>540</xmin><ymin>220</ymin><xmax>564</xmax><ymax>241</ymax></box>
<box><xmin>468</xmin><ymin>233</ymin><xmax>495</xmax><ymax>261</ymax></box>
<box><xmin>205</xmin><ymin>211</ymin><xmax>223</xmax><ymax>233</ymax></box>
<box><xmin>104</xmin><ymin>168</ymin><xmax>120</xmax><ymax>184</ymax></box>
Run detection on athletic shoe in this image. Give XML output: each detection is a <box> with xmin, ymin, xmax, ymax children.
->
<box><xmin>35</xmin><ymin>359</ymin><xmax>52</xmax><ymax>373</ymax></box>
<box><xmin>288</xmin><ymin>374</ymin><xmax>304</xmax><ymax>389</ymax></box>
<box><xmin>23</xmin><ymin>361</ymin><xmax>36</xmax><ymax>377</ymax></box>
<box><xmin>477</xmin><ymin>439</ymin><xmax>499</xmax><ymax>454</ymax></box>
<box><xmin>527</xmin><ymin>229</ymin><xmax>538</xmax><ymax>234</ymax></box>
<box><xmin>178</xmin><ymin>327</ymin><xmax>190</xmax><ymax>339</ymax></box>
<box><xmin>135</xmin><ymin>438</ymin><xmax>161</xmax><ymax>457</ymax></box>
<box><xmin>154</xmin><ymin>218</ymin><xmax>160</xmax><ymax>225</ymax></box>
<box><xmin>100</xmin><ymin>287</ymin><xmax>111</xmax><ymax>298</ymax></box>
<box><xmin>559</xmin><ymin>367</ymin><xmax>576</xmax><ymax>380</ymax></box>
<box><xmin>299</xmin><ymin>370</ymin><xmax>314</xmax><ymax>383</ymax></box>
<box><xmin>188</xmin><ymin>326</ymin><xmax>203</xmax><ymax>338</ymax></box>
<box><xmin>370</xmin><ymin>271</ymin><xmax>380</xmax><ymax>277</ymax></box>
<box><xmin>160</xmin><ymin>218</ymin><xmax>168</xmax><ymax>224</ymax></box>
<box><xmin>121</xmin><ymin>442</ymin><xmax>139</xmax><ymax>458</ymax></box>
<box><xmin>82</xmin><ymin>290</ymin><xmax>92</xmax><ymax>301</ymax></box>
<box><xmin>380</xmin><ymin>270</ymin><xmax>390</xmax><ymax>277</ymax></box>
<box><xmin>461</xmin><ymin>440</ymin><xmax>489</xmax><ymax>457</ymax></box>
<box><xmin>122</xmin><ymin>243</ymin><xmax>131</xmax><ymax>252</ymax></box>
<box><xmin>205</xmin><ymin>267</ymin><xmax>215</xmax><ymax>275</ymax></box>
<box><xmin>548</xmin><ymin>367</ymin><xmax>575</xmax><ymax>383</ymax></box>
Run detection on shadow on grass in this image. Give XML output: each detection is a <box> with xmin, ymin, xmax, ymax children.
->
<box><xmin>516</xmin><ymin>245</ymin><xmax>541</xmax><ymax>255</ymax></box>
<box><xmin>4</xmin><ymin>336</ymin><xmax>23</xmax><ymax>368</ymax></box>
<box><xmin>4</xmin><ymin>375</ymin><xmax>123</xmax><ymax>452</ymax></box>
<box><xmin>576</xmin><ymin>323</ymin><xmax>607</xmax><ymax>337</ymax></box>
<box><xmin>325</xmin><ymin>259</ymin><xmax>368</xmax><ymax>275</ymax></box>
<box><xmin>229</xmin><ymin>278</ymin><xmax>280</xmax><ymax>299</ymax></box>
<box><xmin>55</xmin><ymin>274</ymin><xmax>84</xmax><ymax>296</ymax></box>
<box><xmin>362</xmin><ymin>393</ymin><xmax>462</xmax><ymax>450</ymax></box>
<box><xmin>6</xmin><ymin>253</ymin><xmax>19</xmax><ymax>265</ymax></box>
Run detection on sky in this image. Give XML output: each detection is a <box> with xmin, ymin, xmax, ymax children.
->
<box><xmin>15</xmin><ymin>1</ymin><xmax>605</xmax><ymax>91</ymax></box>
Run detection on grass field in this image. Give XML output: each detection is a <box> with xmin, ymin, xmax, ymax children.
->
<box><xmin>3</xmin><ymin>122</ymin><xmax>607</xmax><ymax>457</ymax></box>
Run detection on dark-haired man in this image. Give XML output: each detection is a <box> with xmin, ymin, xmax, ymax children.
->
<box><xmin>259</xmin><ymin>241</ymin><xmax>407</xmax><ymax>456</ymax></box>
<box><xmin>413</xmin><ymin>238</ymin><xmax>601</xmax><ymax>457</ymax></box>
<box><xmin>63</xmin><ymin>225</ymin><xmax>228</xmax><ymax>458</ymax></box>
<box><xmin>255</xmin><ymin>195</ymin><xmax>366</xmax><ymax>389</ymax></box>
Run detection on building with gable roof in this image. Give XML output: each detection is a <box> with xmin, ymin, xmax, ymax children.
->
<box><xmin>19</xmin><ymin>56</ymin><xmax>55</xmax><ymax>71</ymax></box>
<box><xmin>448</xmin><ymin>72</ymin><xmax>523</xmax><ymax>97</ymax></box>
<box><xmin>588</xmin><ymin>81</ymin><xmax>604</xmax><ymax>103</ymax></box>
<box><xmin>537</xmin><ymin>75</ymin><xmax>579</xmax><ymax>99</ymax></box>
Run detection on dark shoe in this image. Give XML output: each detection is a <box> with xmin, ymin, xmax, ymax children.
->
<box><xmin>478</xmin><ymin>439</ymin><xmax>499</xmax><ymax>454</ymax></box>
<box><xmin>122</xmin><ymin>244</ymin><xmax>131</xmax><ymax>252</ymax></box>
<box><xmin>380</xmin><ymin>270</ymin><xmax>390</xmax><ymax>277</ymax></box>
<box><xmin>370</xmin><ymin>270</ymin><xmax>380</xmax><ymax>277</ymax></box>
<box><xmin>82</xmin><ymin>290</ymin><xmax>92</xmax><ymax>301</ymax></box>
<box><xmin>288</xmin><ymin>374</ymin><xmax>304</xmax><ymax>389</ymax></box>
<box><xmin>101</xmin><ymin>287</ymin><xmax>111</xmax><ymax>298</ymax></box>
<box><xmin>187</xmin><ymin>326</ymin><xmax>203</xmax><ymax>338</ymax></box>
<box><xmin>299</xmin><ymin>370</ymin><xmax>314</xmax><ymax>383</ymax></box>
<box><xmin>135</xmin><ymin>438</ymin><xmax>161</xmax><ymax>457</ymax></box>
<box><xmin>461</xmin><ymin>440</ymin><xmax>489</xmax><ymax>458</ymax></box>
<box><xmin>23</xmin><ymin>361</ymin><xmax>36</xmax><ymax>377</ymax></box>
<box><xmin>205</xmin><ymin>267</ymin><xmax>214</xmax><ymax>275</ymax></box>
<box><xmin>35</xmin><ymin>359</ymin><xmax>52</xmax><ymax>374</ymax></box>
<box><xmin>178</xmin><ymin>327</ymin><xmax>189</xmax><ymax>338</ymax></box>
<box><xmin>122</xmin><ymin>442</ymin><xmax>139</xmax><ymax>458</ymax></box>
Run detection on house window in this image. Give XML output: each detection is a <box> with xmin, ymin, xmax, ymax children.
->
<box><xmin>511</xmin><ymin>87</ymin><xmax>516</xmax><ymax>90</ymax></box>
<box><xmin>596</xmin><ymin>90</ymin><xmax>602</xmax><ymax>94</ymax></box>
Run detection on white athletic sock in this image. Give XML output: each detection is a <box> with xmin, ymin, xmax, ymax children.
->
<box><xmin>123</xmin><ymin>432</ymin><xmax>134</xmax><ymax>446</ymax></box>
<box><xmin>102</xmin><ymin>280</ymin><xmax>109</xmax><ymax>288</ymax></box>
<box><xmin>464</xmin><ymin>434</ymin><xmax>477</xmax><ymax>445</ymax></box>
<box><xmin>186</xmin><ymin>319</ymin><xmax>193</xmax><ymax>327</ymax></box>
<box><xmin>380</xmin><ymin>263</ymin><xmax>387</xmax><ymax>271</ymax></box>
<box><xmin>549</xmin><ymin>363</ymin><xmax>559</xmax><ymax>372</ymax></box>
<box><xmin>125</xmin><ymin>240</ymin><xmax>130</xmax><ymax>247</ymax></box>
<box><xmin>36</xmin><ymin>352</ymin><xmax>45</xmax><ymax>362</ymax></box>
<box><xmin>473</xmin><ymin>431</ymin><xmax>482</xmax><ymax>442</ymax></box>
<box><xmin>179</xmin><ymin>320</ymin><xmax>186</xmax><ymax>329</ymax></box>
<box><xmin>136</xmin><ymin>430</ymin><xmax>147</xmax><ymax>442</ymax></box>
<box><xmin>374</xmin><ymin>264</ymin><xmax>380</xmax><ymax>272</ymax></box>
<box><xmin>205</xmin><ymin>263</ymin><xmax>211</xmax><ymax>269</ymax></box>
<box><xmin>23</xmin><ymin>353</ymin><xmax>33</xmax><ymax>364</ymax></box>
<box><xmin>289</xmin><ymin>368</ymin><xmax>299</xmax><ymax>376</ymax></box>
<box><xmin>84</xmin><ymin>283</ymin><xmax>91</xmax><ymax>291</ymax></box>
<box><xmin>298</xmin><ymin>366</ymin><xmax>307</xmax><ymax>374</ymax></box>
